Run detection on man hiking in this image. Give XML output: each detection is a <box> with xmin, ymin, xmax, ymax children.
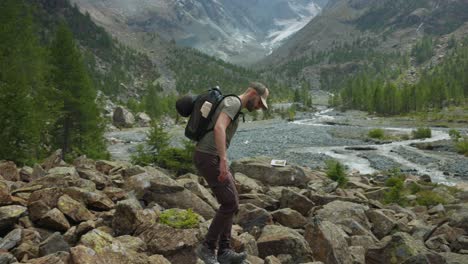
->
<box><xmin>194</xmin><ymin>82</ymin><xmax>269</xmax><ymax>264</ymax></box>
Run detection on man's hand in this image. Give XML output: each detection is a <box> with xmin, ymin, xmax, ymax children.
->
<box><xmin>218</xmin><ymin>157</ymin><xmax>230</xmax><ymax>182</ymax></box>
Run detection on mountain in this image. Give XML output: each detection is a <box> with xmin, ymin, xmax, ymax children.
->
<box><xmin>259</xmin><ymin>0</ymin><xmax>468</xmax><ymax>91</ymax></box>
<box><xmin>70</xmin><ymin>0</ymin><xmax>326</xmax><ymax>64</ymax></box>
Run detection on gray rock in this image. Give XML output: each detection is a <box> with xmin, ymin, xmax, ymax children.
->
<box><xmin>234</xmin><ymin>172</ymin><xmax>264</xmax><ymax>194</ymax></box>
<box><xmin>315</xmin><ymin>200</ymin><xmax>370</xmax><ymax>229</ymax></box>
<box><xmin>231</xmin><ymin>157</ymin><xmax>311</xmax><ymax>188</ymax></box>
<box><xmin>113</xmin><ymin>106</ymin><xmax>135</xmax><ymax>128</ymax></box>
<box><xmin>0</xmin><ymin>228</ymin><xmax>22</xmax><ymax>250</ymax></box>
<box><xmin>240</xmin><ymin>193</ymin><xmax>279</xmax><ymax>211</ymax></box>
<box><xmin>264</xmin><ymin>255</ymin><xmax>281</xmax><ymax>264</ymax></box>
<box><xmin>0</xmin><ymin>252</ymin><xmax>17</xmax><ymax>264</ymax></box>
<box><xmin>136</xmin><ymin>112</ymin><xmax>151</xmax><ymax>127</ymax></box>
<box><xmin>349</xmin><ymin>246</ymin><xmax>366</xmax><ymax>264</ymax></box>
<box><xmin>0</xmin><ymin>205</ymin><xmax>27</xmax><ymax>232</ymax></box>
<box><xmin>39</xmin><ymin>208</ymin><xmax>71</xmax><ymax>232</ymax></box>
<box><xmin>425</xmin><ymin>235</ymin><xmax>449</xmax><ymax>251</ymax></box>
<box><xmin>235</xmin><ymin>203</ymin><xmax>273</xmax><ymax>233</ymax></box>
<box><xmin>257</xmin><ymin>225</ymin><xmax>313</xmax><ymax>263</ymax></box>
<box><xmin>139</xmin><ymin>224</ymin><xmax>200</xmax><ymax>264</ymax></box>
<box><xmin>304</xmin><ymin>219</ymin><xmax>352</xmax><ymax>264</ymax></box>
<box><xmin>366</xmin><ymin>232</ymin><xmax>430</xmax><ymax>264</ymax></box>
<box><xmin>366</xmin><ymin>209</ymin><xmax>396</xmax><ymax>239</ymax></box>
<box><xmin>39</xmin><ymin>232</ymin><xmax>70</xmax><ymax>257</ymax></box>
<box><xmin>280</xmin><ymin>188</ymin><xmax>314</xmax><ymax>216</ymax></box>
<box><xmin>127</xmin><ymin>170</ymin><xmax>214</xmax><ymax>220</ymax></box>
<box><xmin>271</xmin><ymin>208</ymin><xmax>307</xmax><ymax>229</ymax></box>
<box><xmin>0</xmin><ymin>161</ymin><xmax>19</xmax><ymax>182</ymax></box>
<box><xmin>428</xmin><ymin>204</ymin><xmax>446</xmax><ymax>215</ymax></box>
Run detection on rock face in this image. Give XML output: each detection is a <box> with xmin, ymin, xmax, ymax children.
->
<box><xmin>231</xmin><ymin>158</ymin><xmax>312</xmax><ymax>187</ymax></box>
<box><xmin>112</xmin><ymin>106</ymin><xmax>135</xmax><ymax>128</ymax></box>
<box><xmin>0</xmin><ymin>156</ymin><xmax>467</xmax><ymax>264</ymax></box>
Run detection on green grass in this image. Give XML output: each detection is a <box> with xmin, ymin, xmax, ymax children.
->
<box><xmin>416</xmin><ymin>190</ymin><xmax>446</xmax><ymax>206</ymax></box>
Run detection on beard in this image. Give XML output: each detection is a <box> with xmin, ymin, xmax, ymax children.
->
<box><xmin>246</xmin><ymin>99</ymin><xmax>255</xmax><ymax>112</ymax></box>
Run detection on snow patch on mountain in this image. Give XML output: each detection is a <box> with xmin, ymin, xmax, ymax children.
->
<box><xmin>263</xmin><ymin>2</ymin><xmax>322</xmax><ymax>54</ymax></box>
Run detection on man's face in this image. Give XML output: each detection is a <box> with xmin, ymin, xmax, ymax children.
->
<box><xmin>246</xmin><ymin>94</ymin><xmax>264</xmax><ymax>112</ymax></box>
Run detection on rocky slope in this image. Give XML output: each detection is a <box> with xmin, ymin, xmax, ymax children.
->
<box><xmin>259</xmin><ymin>0</ymin><xmax>468</xmax><ymax>89</ymax></box>
<box><xmin>1</xmin><ymin>151</ymin><xmax>468</xmax><ymax>263</ymax></box>
<box><xmin>70</xmin><ymin>0</ymin><xmax>325</xmax><ymax>64</ymax></box>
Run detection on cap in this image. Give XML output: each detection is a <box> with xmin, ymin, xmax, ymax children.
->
<box><xmin>249</xmin><ymin>82</ymin><xmax>269</xmax><ymax>109</ymax></box>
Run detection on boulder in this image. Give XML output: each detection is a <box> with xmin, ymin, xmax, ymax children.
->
<box><xmin>113</xmin><ymin>106</ymin><xmax>135</xmax><ymax>128</ymax></box>
<box><xmin>76</xmin><ymin>168</ymin><xmax>111</xmax><ymax>190</ymax></box>
<box><xmin>0</xmin><ymin>205</ymin><xmax>27</xmax><ymax>233</ymax></box>
<box><xmin>235</xmin><ymin>203</ymin><xmax>273</xmax><ymax>233</ymax></box>
<box><xmin>231</xmin><ymin>158</ymin><xmax>311</xmax><ymax>188</ymax></box>
<box><xmin>27</xmin><ymin>188</ymin><xmax>63</xmax><ymax>208</ymax></box>
<box><xmin>304</xmin><ymin>219</ymin><xmax>353</xmax><ymax>264</ymax></box>
<box><xmin>28</xmin><ymin>251</ymin><xmax>70</xmax><ymax>264</ymax></box>
<box><xmin>366</xmin><ymin>209</ymin><xmax>397</xmax><ymax>239</ymax></box>
<box><xmin>39</xmin><ymin>208</ymin><xmax>71</xmax><ymax>232</ymax></box>
<box><xmin>139</xmin><ymin>224</ymin><xmax>200</xmax><ymax>264</ymax></box>
<box><xmin>257</xmin><ymin>225</ymin><xmax>313</xmax><ymax>263</ymax></box>
<box><xmin>0</xmin><ymin>252</ymin><xmax>17</xmax><ymax>264</ymax></box>
<box><xmin>366</xmin><ymin>232</ymin><xmax>431</xmax><ymax>264</ymax></box>
<box><xmin>271</xmin><ymin>208</ymin><xmax>307</xmax><ymax>229</ymax></box>
<box><xmin>112</xmin><ymin>198</ymin><xmax>157</xmax><ymax>236</ymax></box>
<box><xmin>280</xmin><ymin>188</ymin><xmax>314</xmax><ymax>216</ymax></box>
<box><xmin>315</xmin><ymin>200</ymin><xmax>371</xmax><ymax>229</ymax></box>
<box><xmin>234</xmin><ymin>172</ymin><xmax>264</xmax><ymax>194</ymax></box>
<box><xmin>176</xmin><ymin>177</ymin><xmax>219</xmax><ymax>209</ymax></box>
<box><xmin>57</xmin><ymin>194</ymin><xmax>96</xmax><ymax>222</ymax></box>
<box><xmin>39</xmin><ymin>232</ymin><xmax>70</xmax><ymax>257</ymax></box>
<box><xmin>236</xmin><ymin>232</ymin><xmax>258</xmax><ymax>256</ymax></box>
<box><xmin>32</xmin><ymin>164</ymin><xmax>47</xmax><ymax>179</ymax></box>
<box><xmin>0</xmin><ymin>161</ymin><xmax>19</xmax><ymax>181</ymax></box>
<box><xmin>136</xmin><ymin>112</ymin><xmax>151</xmax><ymax>127</ymax></box>
<box><xmin>0</xmin><ymin>228</ymin><xmax>22</xmax><ymax>250</ymax></box>
<box><xmin>239</xmin><ymin>193</ymin><xmax>279</xmax><ymax>211</ymax></box>
<box><xmin>127</xmin><ymin>171</ymin><xmax>214</xmax><ymax>219</ymax></box>
<box><xmin>41</xmin><ymin>149</ymin><xmax>64</xmax><ymax>171</ymax></box>
<box><xmin>0</xmin><ymin>180</ymin><xmax>11</xmax><ymax>205</ymax></box>
<box><xmin>19</xmin><ymin>166</ymin><xmax>34</xmax><ymax>182</ymax></box>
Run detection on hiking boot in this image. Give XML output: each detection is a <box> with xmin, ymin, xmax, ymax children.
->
<box><xmin>196</xmin><ymin>243</ymin><xmax>220</xmax><ymax>264</ymax></box>
<box><xmin>217</xmin><ymin>249</ymin><xmax>247</xmax><ymax>264</ymax></box>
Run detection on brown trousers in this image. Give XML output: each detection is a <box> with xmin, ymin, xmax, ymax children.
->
<box><xmin>193</xmin><ymin>150</ymin><xmax>239</xmax><ymax>250</ymax></box>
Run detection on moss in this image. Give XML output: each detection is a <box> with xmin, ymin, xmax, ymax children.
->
<box><xmin>159</xmin><ymin>208</ymin><xmax>200</xmax><ymax>229</ymax></box>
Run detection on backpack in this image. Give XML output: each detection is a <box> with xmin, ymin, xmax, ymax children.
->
<box><xmin>176</xmin><ymin>86</ymin><xmax>244</xmax><ymax>141</ymax></box>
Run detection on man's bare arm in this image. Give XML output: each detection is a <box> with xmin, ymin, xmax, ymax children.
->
<box><xmin>214</xmin><ymin>112</ymin><xmax>232</xmax><ymax>182</ymax></box>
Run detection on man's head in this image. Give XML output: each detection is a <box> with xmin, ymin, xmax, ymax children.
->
<box><xmin>245</xmin><ymin>82</ymin><xmax>269</xmax><ymax>112</ymax></box>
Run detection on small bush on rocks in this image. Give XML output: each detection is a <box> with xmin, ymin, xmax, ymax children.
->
<box><xmin>159</xmin><ymin>208</ymin><xmax>200</xmax><ymax>229</ymax></box>
<box><xmin>384</xmin><ymin>169</ymin><xmax>408</xmax><ymax>206</ymax></box>
<box><xmin>368</xmin><ymin>128</ymin><xmax>385</xmax><ymax>139</ymax></box>
<box><xmin>412</xmin><ymin>127</ymin><xmax>432</xmax><ymax>139</ymax></box>
<box><xmin>326</xmin><ymin>160</ymin><xmax>348</xmax><ymax>187</ymax></box>
<box><xmin>416</xmin><ymin>190</ymin><xmax>446</xmax><ymax>206</ymax></box>
<box><xmin>455</xmin><ymin>137</ymin><xmax>468</xmax><ymax>156</ymax></box>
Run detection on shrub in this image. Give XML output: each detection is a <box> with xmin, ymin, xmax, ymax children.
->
<box><xmin>368</xmin><ymin>128</ymin><xmax>385</xmax><ymax>139</ymax></box>
<box><xmin>326</xmin><ymin>160</ymin><xmax>348</xmax><ymax>187</ymax></box>
<box><xmin>156</xmin><ymin>140</ymin><xmax>196</xmax><ymax>175</ymax></box>
<box><xmin>412</xmin><ymin>127</ymin><xmax>431</xmax><ymax>139</ymax></box>
<box><xmin>287</xmin><ymin>106</ymin><xmax>296</xmax><ymax>121</ymax></box>
<box><xmin>416</xmin><ymin>190</ymin><xmax>446</xmax><ymax>206</ymax></box>
<box><xmin>159</xmin><ymin>208</ymin><xmax>200</xmax><ymax>229</ymax></box>
<box><xmin>455</xmin><ymin>137</ymin><xmax>468</xmax><ymax>156</ymax></box>
<box><xmin>131</xmin><ymin>122</ymin><xmax>195</xmax><ymax>175</ymax></box>
<box><xmin>383</xmin><ymin>170</ymin><xmax>407</xmax><ymax>206</ymax></box>
<box><xmin>449</xmin><ymin>129</ymin><xmax>461</xmax><ymax>140</ymax></box>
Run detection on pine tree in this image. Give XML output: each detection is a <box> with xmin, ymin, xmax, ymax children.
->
<box><xmin>49</xmin><ymin>22</ymin><xmax>108</xmax><ymax>160</ymax></box>
<box><xmin>0</xmin><ymin>0</ymin><xmax>53</xmax><ymax>164</ymax></box>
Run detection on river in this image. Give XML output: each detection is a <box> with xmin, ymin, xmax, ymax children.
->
<box><xmin>105</xmin><ymin>108</ymin><xmax>468</xmax><ymax>185</ymax></box>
